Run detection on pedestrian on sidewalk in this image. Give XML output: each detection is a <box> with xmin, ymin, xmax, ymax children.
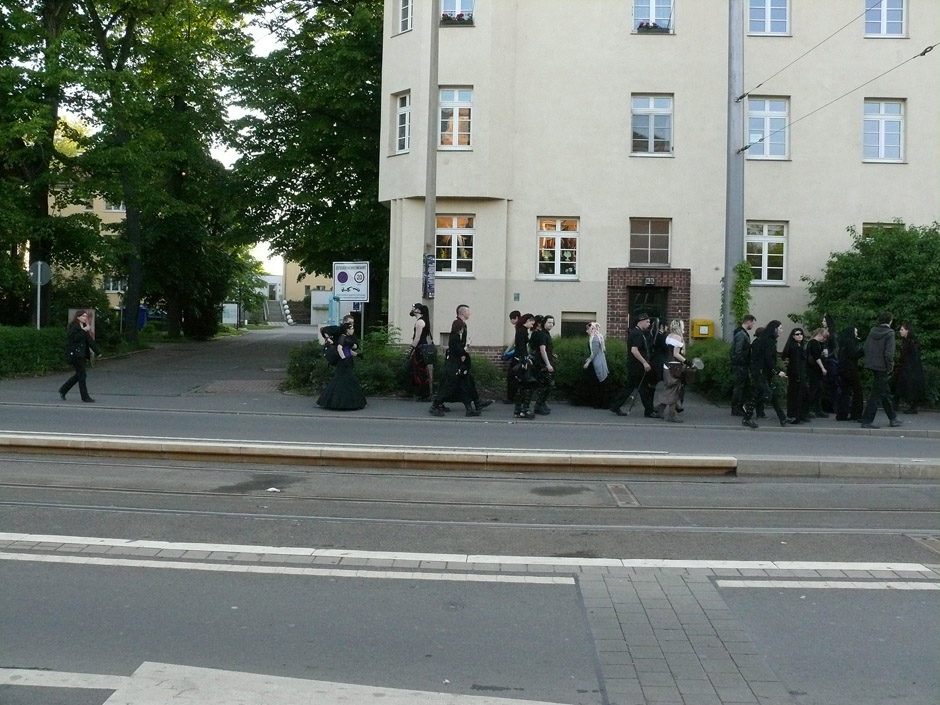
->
<box><xmin>782</xmin><ymin>328</ymin><xmax>808</xmax><ymax>424</ymax></box>
<box><xmin>741</xmin><ymin>320</ymin><xmax>789</xmax><ymax>428</ymax></box>
<box><xmin>578</xmin><ymin>321</ymin><xmax>611</xmax><ymax>409</ymax></box>
<box><xmin>503</xmin><ymin>310</ymin><xmax>520</xmax><ymax>403</ymax></box>
<box><xmin>895</xmin><ymin>323</ymin><xmax>925</xmax><ymax>414</ymax></box>
<box><xmin>406</xmin><ymin>303</ymin><xmax>433</xmax><ymax>401</ymax></box>
<box><xmin>859</xmin><ymin>311</ymin><xmax>902</xmax><ymax>429</ymax></box>
<box><xmin>59</xmin><ymin>310</ymin><xmax>101</xmax><ymax>403</ymax></box>
<box><xmin>610</xmin><ymin>312</ymin><xmax>658</xmax><ymax>418</ymax></box>
<box><xmin>656</xmin><ymin>319</ymin><xmax>687</xmax><ymax>422</ymax></box>
<box><xmin>317</xmin><ymin>316</ymin><xmax>366</xmax><ymax>411</ymax></box>
<box><xmin>806</xmin><ymin>328</ymin><xmax>830</xmax><ymax>418</ymax></box>
<box><xmin>510</xmin><ymin>313</ymin><xmax>536</xmax><ymax>419</ymax></box>
<box><xmin>730</xmin><ymin>315</ymin><xmax>756</xmax><ymax>416</ymax></box>
<box><xmin>836</xmin><ymin>325</ymin><xmax>864</xmax><ymax>421</ymax></box>
<box><xmin>531</xmin><ymin>314</ymin><xmax>556</xmax><ymax>415</ymax></box>
<box><xmin>429</xmin><ymin>305</ymin><xmax>493</xmax><ymax>417</ymax></box>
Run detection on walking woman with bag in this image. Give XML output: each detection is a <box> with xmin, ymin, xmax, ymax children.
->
<box><xmin>59</xmin><ymin>310</ymin><xmax>101</xmax><ymax>402</ymax></box>
<box><xmin>406</xmin><ymin>303</ymin><xmax>434</xmax><ymax>401</ymax></box>
<box><xmin>510</xmin><ymin>313</ymin><xmax>537</xmax><ymax>419</ymax></box>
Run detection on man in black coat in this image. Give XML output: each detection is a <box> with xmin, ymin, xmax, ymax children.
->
<box><xmin>860</xmin><ymin>311</ymin><xmax>902</xmax><ymax>429</ymax></box>
<box><xmin>730</xmin><ymin>315</ymin><xmax>756</xmax><ymax>415</ymax></box>
<box><xmin>610</xmin><ymin>312</ymin><xmax>659</xmax><ymax>418</ymax></box>
<box><xmin>741</xmin><ymin>319</ymin><xmax>789</xmax><ymax>429</ymax></box>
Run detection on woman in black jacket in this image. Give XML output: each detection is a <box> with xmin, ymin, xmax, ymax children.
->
<box><xmin>59</xmin><ymin>310</ymin><xmax>101</xmax><ymax>402</ymax></box>
<box><xmin>896</xmin><ymin>324</ymin><xmax>926</xmax><ymax>414</ymax></box>
<box><xmin>836</xmin><ymin>325</ymin><xmax>865</xmax><ymax>421</ymax></box>
<box><xmin>742</xmin><ymin>320</ymin><xmax>789</xmax><ymax>428</ymax></box>
<box><xmin>511</xmin><ymin>313</ymin><xmax>536</xmax><ymax>419</ymax></box>
<box><xmin>781</xmin><ymin>328</ymin><xmax>808</xmax><ymax>423</ymax></box>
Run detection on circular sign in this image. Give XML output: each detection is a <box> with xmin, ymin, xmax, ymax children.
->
<box><xmin>337</xmin><ymin>271</ymin><xmax>349</xmax><ymax>284</ymax></box>
<box><xmin>28</xmin><ymin>261</ymin><xmax>51</xmax><ymax>286</ymax></box>
<box><xmin>353</xmin><ymin>271</ymin><xmax>365</xmax><ymax>284</ymax></box>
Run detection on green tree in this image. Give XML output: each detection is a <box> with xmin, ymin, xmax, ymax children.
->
<box><xmin>234</xmin><ymin>0</ymin><xmax>388</xmax><ymax>331</ymax></box>
<box><xmin>800</xmin><ymin>223</ymin><xmax>940</xmax><ymax>391</ymax></box>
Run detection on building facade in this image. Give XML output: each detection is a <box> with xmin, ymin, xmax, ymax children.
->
<box><xmin>379</xmin><ymin>0</ymin><xmax>939</xmax><ymax>347</ymax></box>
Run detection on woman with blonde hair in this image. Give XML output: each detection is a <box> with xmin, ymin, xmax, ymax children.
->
<box><xmin>656</xmin><ymin>319</ymin><xmax>686</xmax><ymax>422</ymax></box>
<box><xmin>580</xmin><ymin>321</ymin><xmax>611</xmax><ymax>408</ymax></box>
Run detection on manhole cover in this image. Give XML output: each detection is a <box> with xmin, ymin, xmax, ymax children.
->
<box><xmin>607</xmin><ymin>483</ymin><xmax>640</xmax><ymax>507</ymax></box>
<box><xmin>908</xmin><ymin>535</ymin><xmax>940</xmax><ymax>556</ymax></box>
<box><xmin>196</xmin><ymin>380</ymin><xmax>282</xmax><ymax>393</ymax></box>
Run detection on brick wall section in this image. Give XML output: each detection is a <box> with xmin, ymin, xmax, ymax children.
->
<box><xmin>607</xmin><ymin>268</ymin><xmax>691</xmax><ymax>340</ymax></box>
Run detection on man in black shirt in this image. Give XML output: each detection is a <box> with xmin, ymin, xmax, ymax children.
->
<box><xmin>610</xmin><ymin>313</ymin><xmax>659</xmax><ymax>417</ymax></box>
<box><xmin>429</xmin><ymin>304</ymin><xmax>493</xmax><ymax>417</ymax></box>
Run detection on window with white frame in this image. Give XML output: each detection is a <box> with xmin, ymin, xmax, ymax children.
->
<box><xmin>537</xmin><ymin>218</ymin><xmax>579</xmax><ymax>278</ymax></box>
<box><xmin>104</xmin><ymin>200</ymin><xmax>126</xmax><ymax>212</ymax></box>
<box><xmin>629</xmin><ymin>218</ymin><xmax>671</xmax><ymax>266</ymax></box>
<box><xmin>745</xmin><ymin>222</ymin><xmax>786</xmax><ymax>283</ymax></box>
<box><xmin>634</xmin><ymin>0</ymin><xmax>673</xmax><ymax>30</ymax></box>
<box><xmin>746</xmin><ymin>97</ymin><xmax>788</xmax><ymax>159</ymax></box>
<box><xmin>749</xmin><ymin>0</ymin><xmax>788</xmax><ymax>34</ymax></box>
<box><xmin>103</xmin><ymin>276</ymin><xmax>127</xmax><ymax>293</ymax></box>
<box><xmin>395</xmin><ymin>92</ymin><xmax>411</xmax><ymax>154</ymax></box>
<box><xmin>631</xmin><ymin>95</ymin><xmax>673</xmax><ymax>154</ymax></box>
<box><xmin>863</xmin><ymin>100</ymin><xmax>904</xmax><ymax>162</ymax></box>
<box><xmin>399</xmin><ymin>0</ymin><xmax>412</xmax><ymax>33</ymax></box>
<box><xmin>865</xmin><ymin>0</ymin><xmax>905</xmax><ymax>37</ymax></box>
<box><xmin>439</xmin><ymin>88</ymin><xmax>472</xmax><ymax>149</ymax></box>
<box><xmin>436</xmin><ymin>215</ymin><xmax>474</xmax><ymax>275</ymax></box>
<box><xmin>442</xmin><ymin>0</ymin><xmax>474</xmax><ymax>21</ymax></box>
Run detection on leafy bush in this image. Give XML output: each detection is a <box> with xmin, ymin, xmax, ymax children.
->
<box><xmin>552</xmin><ymin>335</ymin><xmax>628</xmax><ymax>400</ymax></box>
<box><xmin>686</xmin><ymin>338</ymin><xmax>733</xmax><ymax>403</ymax></box>
<box><xmin>0</xmin><ymin>327</ymin><xmax>68</xmax><ymax>377</ymax></box>
<box><xmin>49</xmin><ymin>272</ymin><xmax>111</xmax><ymax>328</ymax></box>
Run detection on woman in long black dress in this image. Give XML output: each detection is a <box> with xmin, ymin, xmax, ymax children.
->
<box><xmin>407</xmin><ymin>303</ymin><xmax>433</xmax><ymax>400</ymax></box>
<box><xmin>836</xmin><ymin>325</ymin><xmax>864</xmax><ymax>421</ymax></box>
<box><xmin>896</xmin><ymin>324</ymin><xmax>926</xmax><ymax>414</ymax></box>
<box><xmin>317</xmin><ymin>317</ymin><xmax>366</xmax><ymax>410</ymax></box>
<box><xmin>781</xmin><ymin>327</ymin><xmax>807</xmax><ymax>423</ymax></box>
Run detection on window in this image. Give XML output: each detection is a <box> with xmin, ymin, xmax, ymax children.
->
<box><xmin>865</xmin><ymin>0</ymin><xmax>905</xmax><ymax>37</ymax></box>
<box><xmin>629</xmin><ymin>218</ymin><xmax>671</xmax><ymax>266</ymax></box>
<box><xmin>442</xmin><ymin>0</ymin><xmax>474</xmax><ymax>21</ymax></box>
<box><xmin>863</xmin><ymin>100</ymin><xmax>904</xmax><ymax>162</ymax></box>
<box><xmin>537</xmin><ymin>218</ymin><xmax>579</xmax><ymax>279</ymax></box>
<box><xmin>399</xmin><ymin>0</ymin><xmax>412</xmax><ymax>33</ymax></box>
<box><xmin>436</xmin><ymin>215</ymin><xmax>474</xmax><ymax>275</ymax></box>
<box><xmin>103</xmin><ymin>277</ymin><xmax>126</xmax><ymax>293</ymax></box>
<box><xmin>746</xmin><ymin>97</ymin><xmax>788</xmax><ymax>159</ymax></box>
<box><xmin>631</xmin><ymin>95</ymin><xmax>673</xmax><ymax>154</ymax></box>
<box><xmin>104</xmin><ymin>201</ymin><xmax>125</xmax><ymax>212</ymax></box>
<box><xmin>745</xmin><ymin>222</ymin><xmax>786</xmax><ymax>283</ymax></box>
<box><xmin>749</xmin><ymin>0</ymin><xmax>788</xmax><ymax>34</ymax></box>
<box><xmin>439</xmin><ymin>88</ymin><xmax>472</xmax><ymax>149</ymax></box>
<box><xmin>395</xmin><ymin>92</ymin><xmax>411</xmax><ymax>154</ymax></box>
<box><xmin>862</xmin><ymin>221</ymin><xmax>904</xmax><ymax>236</ymax></box>
<box><xmin>634</xmin><ymin>0</ymin><xmax>673</xmax><ymax>30</ymax></box>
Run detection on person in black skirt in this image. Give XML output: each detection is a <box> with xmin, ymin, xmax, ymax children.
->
<box><xmin>317</xmin><ymin>316</ymin><xmax>366</xmax><ymax>410</ymax></box>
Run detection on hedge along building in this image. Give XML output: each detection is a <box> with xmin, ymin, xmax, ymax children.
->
<box><xmin>379</xmin><ymin>0</ymin><xmax>940</xmax><ymax>350</ymax></box>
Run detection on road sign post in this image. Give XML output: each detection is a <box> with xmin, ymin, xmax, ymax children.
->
<box><xmin>27</xmin><ymin>261</ymin><xmax>51</xmax><ymax>330</ymax></box>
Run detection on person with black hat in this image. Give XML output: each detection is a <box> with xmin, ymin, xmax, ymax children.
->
<box><xmin>610</xmin><ymin>312</ymin><xmax>659</xmax><ymax>418</ymax></box>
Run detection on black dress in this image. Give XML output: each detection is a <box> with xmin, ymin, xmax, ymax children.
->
<box><xmin>317</xmin><ymin>334</ymin><xmax>366</xmax><ymax>410</ymax></box>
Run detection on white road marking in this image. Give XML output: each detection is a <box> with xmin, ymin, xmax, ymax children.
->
<box><xmin>716</xmin><ymin>579</ymin><xmax>940</xmax><ymax>590</ymax></box>
<box><xmin>0</xmin><ymin>532</ymin><xmax>934</xmax><ymax>573</ymax></box>
<box><xmin>1</xmin><ymin>662</ymin><xmax>567</xmax><ymax>704</ymax></box>
<box><xmin>0</xmin><ymin>552</ymin><xmax>574</xmax><ymax>585</ymax></box>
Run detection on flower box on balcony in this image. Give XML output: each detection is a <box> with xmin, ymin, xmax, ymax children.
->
<box><xmin>441</xmin><ymin>12</ymin><xmax>474</xmax><ymax>26</ymax></box>
<box><xmin>636</xmin><ymin>23</ymin><xmax>670</xmax><ymax>33</ymax></box>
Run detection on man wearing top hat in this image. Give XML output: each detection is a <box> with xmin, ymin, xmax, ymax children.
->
<box><xmin>610</xmin><ymin>312</ymin><xmax>660</xmax><ymax>418</ymax></box>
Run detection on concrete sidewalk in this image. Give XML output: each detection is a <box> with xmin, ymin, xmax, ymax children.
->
<box><xmin>0</xmin><ymin>328</ymin><xmax>936</xmax><ymax>477</ymax></box>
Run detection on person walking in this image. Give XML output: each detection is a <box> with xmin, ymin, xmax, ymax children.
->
<box><xmin>406</xmin><ymin>303</ymin><xmax>433</xmax><ymax>401</ymax></box>
<box><xmin>781</xmin><ymin>328</ymin><xmax>808</xmax><ymax>424</ymax></box>
<box><xmin>805</xmin><ymin>328</ymin><xmax>830</xmax><ymax>418</ymax></box>
<box><xmin>429</xmin><ymin>304</ymin><xmax>492</xmax><ymax>417</ymax></box>
<box><xmin>730</xmin><ymin>315</ymin><xmax>756</xmax><ymax>416</ymax></box>
<box><xmin>610</xmin><ymin>313</ymin><xmax>658</xmax><ymax>418</ymax></box>
<box><xmin>859</xmin><ymin>311</ymin><xmax>902</xmax><ymax>429</ymax></box>
<box><xmin>580</xmin><ymin>321</ymin><xmax>611</xmax><ymax>409</ymax></box>
<box><xmin>836</xmin><ymin>325</ymin><xmax>864</xmax><ymax>421</ymax></box>
<box><xmin>510</xmin><ymin>313</ymin><xmax>537</xmax><ymax>419</ymax></box>
<box><xmin>531</xmin><ymin>314</ymin><xmax>556</xmax><ymax>415</ymax></box>
<box><xmin>656</xmin><ymin>319</ymin><xmax>687</xmax><ymax>422</ymax></box>
<box><xmin>503</xmin><ymin>310</ymin><xmax>520</xmax><ymax>403</ymax></box>
<box><xmin>741</xmin><ymin>320</ymin><xmax>789</xmax><ymax>428</ymax></box>
<box><xmin>895</xmin><ymin>323</ymin><xmax>926</xmax><ymax>414</ymax></box>
<box><xmin>317</xmin><ymin>316</ymin><xmax>366</xmax><ymax>410</ymax></box>
<box><xmin>59</xmin><ymin>310</ymin><xmax>101</xmax><ymax>402</ymax></box>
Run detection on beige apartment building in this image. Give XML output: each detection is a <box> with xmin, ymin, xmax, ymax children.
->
<box><xmin>379</xmin><ymin>0</ymin><xmax>940</xmax><ymax>347</ymax></box>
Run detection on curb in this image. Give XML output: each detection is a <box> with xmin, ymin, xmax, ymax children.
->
<box><xmin>2</xmin><ymin>433</ymin><xmax>939</xmax><ymax>478</ymax></box>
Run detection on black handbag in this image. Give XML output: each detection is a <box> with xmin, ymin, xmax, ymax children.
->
<box><xmin>417</xmin><ymin>343</ymin><xmax>437</xmax><ymax>364</ymax></box>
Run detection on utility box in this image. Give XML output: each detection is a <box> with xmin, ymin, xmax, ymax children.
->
<box><xmin>691</xmin><ymin>319</ymin><xmax>714</xmax><ymax>339</ymax></box>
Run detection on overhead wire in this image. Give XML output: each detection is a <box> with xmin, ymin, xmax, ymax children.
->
<box><xmin>737</xmin><ymin>0</ymin><xmax>888</xmax><ymax>102</ymax></box>
<box><xmin>737</xmin><ymin>42</ymin><xmax>938</xmax><ymax>154</ymax></box>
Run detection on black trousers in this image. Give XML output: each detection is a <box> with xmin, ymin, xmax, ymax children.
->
<box><xmin>861</xmin><ymin>370</ymin><xmax>896</xmax><ymax>423</ymax></box>
<box><xmin>744</xmin><ymin>376</ymin><xmax>785</xmax><ymax>422</ymax></box>
<box><xmin>610</xmin><ymin>367</ymin><xmax>654</xmax><ymax>414</ymax></box>
<box><xmin>731</xmin><ymin>365</ymin><xmax>749</xmax><ymax>410</ymax></box>
<box><xmin>60</xmin><ymin>356</ymin><xmax>91</xmax><ymax>400</ymax></box>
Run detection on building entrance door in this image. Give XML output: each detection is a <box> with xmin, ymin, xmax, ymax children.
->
<box><xmin>628</xmin><ymin>287</ymin><xmax>667</xmax><ymax>322</ymax></box>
